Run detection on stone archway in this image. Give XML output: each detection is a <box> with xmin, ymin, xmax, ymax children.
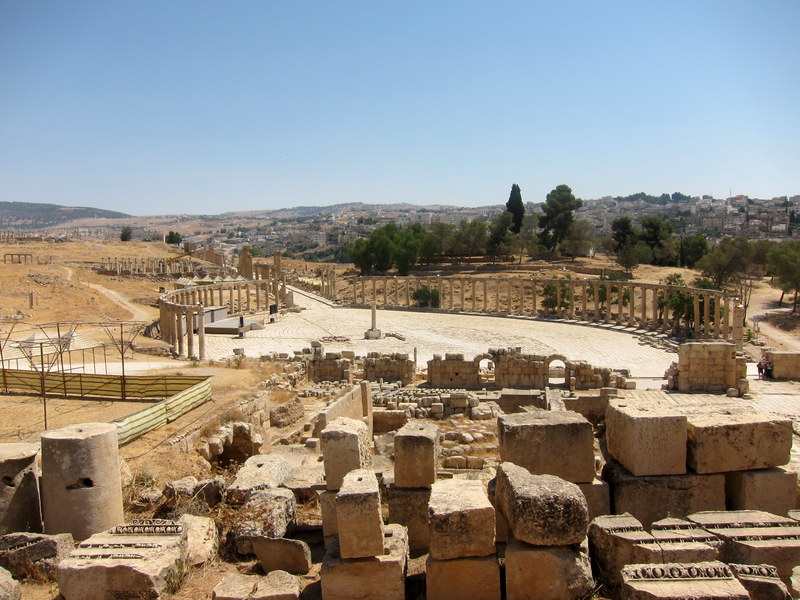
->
<box><xmin>475</xmin><ymin>354</ymin><xmax>495</xmax><ymax>384</ymax></box>
<box><xmin>544</xmin><ymin>354</ymin><xmax>568</xmax><ymax>388</ymax></box>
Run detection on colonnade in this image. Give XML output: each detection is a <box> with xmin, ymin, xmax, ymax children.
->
<box><xmin>349</xmin><ymin>276</ymin><xmax>739</xmax><ymax>340</ymax></box>
<box><xmin>101</xmin><ymin>257</ymin><xmax>198</xmax><ymax>275</ymax></box>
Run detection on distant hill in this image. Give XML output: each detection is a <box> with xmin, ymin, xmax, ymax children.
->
<box><xmin>0</xmin><ymin>202</ymin><xmax>130</xmax><ymax>229</ymax></box>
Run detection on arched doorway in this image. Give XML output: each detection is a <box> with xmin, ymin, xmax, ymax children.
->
<box><xmin>545</xmin><ymin>354</ymin><xmax>568</xmax><ymax>388</ymax></box>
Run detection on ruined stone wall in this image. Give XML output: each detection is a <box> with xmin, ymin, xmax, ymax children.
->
<box><xmin>363</xmin><ymin>352</ymin><xmax>414</xmax><ymax>386</ymax></box>
<box><xmin>307</xmin><ymin>352</ymin><xmax>352</xmax><ymax>384</ymax></box>
<box><xmin>312</xmin><ymin>385</ymin><xmax>365</xmax><ymax>436</ymax></box>
<box><xmin>491</xmin><ymin>348</ymin><xmax>622</xmax><ymax>391</ymax></box>
<box><xmin>766</xmin><ymin>351</ymin><xmax>800</xmax><ymax>380</ymax></box>
<box><xmin>672</xmin><ymin>340</ymin><xmax>744</xmax><ymax>392</ymax></box>
<box><xmin>426</xmin><ymin>354</ymin><xmax>481</xmax><ymax>388</ymax></box>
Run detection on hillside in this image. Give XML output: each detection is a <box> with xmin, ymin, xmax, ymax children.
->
<box><xmin>0</xmin><ymin>201</ymin><xmax>130</xmax><ymax>229</ymax></box>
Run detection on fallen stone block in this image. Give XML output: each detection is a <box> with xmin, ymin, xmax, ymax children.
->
<box><xmin>603</xmin><ymin>460</ymin><xmax>725</xmax><ymax>527</ymax></box>
<box><xmin>213</xmin><ymin>573</ymin><xmax>259</xmax><ymax>599</ymax></box>
<box><xmin>0</xmin><ymin>532</ymin><xmax>74</xmax><ymax>582</ymax></box>
<box><xmin>425</xmin><ymin>554</ymin><xmax>500</xmax><ymax>600</ymax></box>
<box><xmin>393</xmin><ymin>420</ymin><xmax>438</xmax><ymax>488</ymax></box>
<box><xmin>620</xmin><ymin>561</ymin><xmax>749</xmax><ymax>599</ymax></box>
<box><xmin>498</xmin><ymin>411</ymin><xmax>595</xmax><ymax>483</ymax></box>
<box><xmin>588</xmin><ymin>513</ymin><xmax>661</xmax><ymax>589</ymax></box>
<box><xmin>387</xmin><ymin>486</ymin><xmax>430</xmax><ymax>555</ymax></box>
<box><xmin>253</xmin><ymin>570</ymin><xmax>300</xmax><ymax>600</ymax></box>
<box><xmin>505</xmin><ymin>537</ymin><xmax>594</xmax><ymax>600</ymax></box>
<box><xmin>726</xmin><ymin>468</ymin><xmax>797</xmax><ymax>516</ymax></box>
<box><xmin>428</xmin><ymin>479</ymin><xmax>495</xmax><ymax>560</ymax></box>
<box><xmin>178</xmin><ymin>514</ymin><xmax>218</xmax><ymax>566</ymax></box>
<box><xmin>605</xmin><ymin>400</ymin><xmax>687</xmax><ymax>476</ymax></box>
<box><xmin>225</xmin><ymin>455</ymin><xmax>292</xmax><ymax>505</ymax></box>
<box><xmin>686</xmin><ymin>410</ymin><xmax>792</xmax><ymax>474</ymax></box>
<box><xmin>728</xmin><ymin>563</ymin><xmax>790</xmax><ymax>600</ymax></box>
<box><xmin>320</xmin><ymin>417</ymin><xmax>372</xmax><ymax>491</ymax></box>
<box><xmin>336</xmin><ymin>469</ymin><xmax>384</xmax><ymax>559</ymax></box>
<box><xmin>320</xmin><ymin>523</ymin><xmax>408</xmax><ymax>600</ymax></box>
<box><xmin>252</xmin><ymin>537</ymin><xmax>311</xmax><ymax>575</ymax></box>
<box><xmin>0</xmin><ymin>565</ymin><xmax>20</xmax><ymax>600</ymax></box>
<box><xmin>58</xmin><ymin>519</ymin><xmax>188</xmax><ymax>600</ymax></box>
<box><xmin>494</xmin><ymin>462</ymin><xmax>588</xmax><ymax>546</ymax></box>
<box><xmin>231</xmin><ymin>489</ymin><xmax>296</xmax><ymax>555</ymax></box>
<box><xmin>0</xmin><ymin>443</ymin><xmax>42</xmax><ymax>535</ymax></box>
<box><xmin>649</xmin><ymin>517</ymin><xmax>721</xmax><ymax>564</ymax></box>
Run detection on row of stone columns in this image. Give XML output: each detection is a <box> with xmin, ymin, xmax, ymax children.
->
<box><xmin>319</xmin><ymin>268</ymin><xmax>337</xmax><ymax>299</ymax></box>
<box><xmin>349</xmin><ymin>277</ymin><xmax>733</xmax><ymax>340</ymax></box>
<box><xmin>104</xmin><ymin>257</ymin><xmax>197</xmax><ymax>275</ymax></box>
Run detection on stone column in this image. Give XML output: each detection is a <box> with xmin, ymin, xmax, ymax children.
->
<box><xmin>714</xmin><ymin>294</ymin><xmax>722</xmax><ymax>338</ymax></box>
<box><xmin>652</xmin><ymin>286</ymin><xmax>659</xmax><ymax>330</ymax></box>
<box><xmin>41</xmin><ymin>423</ymin><xmax>124</xmax><ymax>541</ymax></box>
<box><xmin>383</xmin><ymin>279</ymin><xmax>388</xmax><ymax>306</ymax></box>
<box><xmin>628</xmin><ymin>284</ymin><xmax>636</xmax><ymax>327</ymax></box>
<box><xmin>495</xmin><ymin>279</ymin><xmax>500</xmax><ymax>312</ymax></box>
<box><xmin>531</xmin><ymin>281</ymin><xmax>538</xmax><ymax>316</ymax></box>
<box><xmin>733</xmin><ymin>303</ymin><xmax>744</xmax><ymax>351</ymax></box>
<box><xmin>568</xmin><ymin>282</ymin><xmax>575</xmax><ymax>319</ymax></box>
<box><xmin>555</xmin><ymin>281</ymin><xmax>562</xmax><ymax>316</ymax></box>
<box><xmin>603</xmin><ymin>283</ymin><xmax>611</xmax><ymax>324</ymax></box>
<box><xmin>470</xmin><ymin>280</ymin><xmax>476</xmax><ymax>312</ymax></box>
<box><xmin>176</xmin><ymin>310</ymin><xmax>186</xmax><ymax>356</ymax></box>
<box><xmin>482</xmin><ymin>279</ymin><xmax>488</xmax><ymax>313</ymax></box>
<box><xmin>615</xmin><ymin>286</ymin><xmax>623</xmax><ymax>325</ymax></box>
<box><xmin>228</xmin><ymin>287</ymin><xmax>234</xmax><ymax>312</ymax></box>
<box><xmin>198</xmin><ymin>307</ymin><xmax>206</xmax><ymax>360</ymax></box>
<box><xmin>703</xmin><ymin>292</ymin><xmax>711</xmax><ymax>338</ymax></box>
<box><xmin>641</xmin><ymin>286</ymin><xmax>648</xmax><ymax>326</ymax></box>
<box><xmin>186</xmin><ymin>307</ymin><xmax>196</xmax><ymax>359</ymax></box>
<box><xmin>581</xmin><ymin>282</ymin><xmax>588</xmax><ymax>320</ymax></box>
<box><xmin>171</xmin><ymin>307</ymin><xmax>180</xmax><ymax>353</ymax></box>
<box><xmin>255</xmin><ymin>282</ymin><xmax>261</xmax><ymax>310</ymax></box>
<box><xmin>693</xmin><ymin>293</ymin><xmax>701</xmax><ymax>338</ymax></box>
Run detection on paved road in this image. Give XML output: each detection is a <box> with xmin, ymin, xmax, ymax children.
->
<box><xmin>203</xmin><ymin>290</ymin><xmax>676</xmax><ymax>381</ymax></box>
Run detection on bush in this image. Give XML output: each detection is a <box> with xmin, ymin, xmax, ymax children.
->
<box><xmin>412</xmin><ymin>286</ymin><xmax>440</xmax><ymax>308</ymax></box>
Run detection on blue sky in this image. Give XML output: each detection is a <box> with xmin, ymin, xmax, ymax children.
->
<box><xmin>1</xmin><ymin>1</ymin><xmax>798</xmax><ymax>216</ymax></box>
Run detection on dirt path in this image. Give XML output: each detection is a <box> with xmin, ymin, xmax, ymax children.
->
<box><xmin>60</xmin><ymin>266</ymin><xmax>153</xmax><ymax>322</ymax></box>
<box><xmin>746</xmin><ymin>279</ymin><xmax>800</xmax><ymax>353</ymax></box>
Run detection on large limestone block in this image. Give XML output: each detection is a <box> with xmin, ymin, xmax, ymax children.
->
<box><xmin>336</xmin><ymin>469</ymin><xmax>384</xmax><ymax>559</ymax></box>
<box><xmin>577</xmin><ymin>479</ymin><xmax>611</xmax><ymax>521</ymax></box>
<box><xmin>0</xmin><ymin>566</ymin><xmax>20</xmax><ymax>600</ymax></box>
<box><xmin>212</xmin><ymin>573</ymin><xmax>258</xmax><ymax>599</ymax></box>
<box><xmin>0</xmin><ymin>532</ymin><xmax>74</xmax><ymax>581</ymax></box>
<box><xmin>318</xmin><ymin>488</ymin><xmax>338</xmax><ymax>539</ymax></box>
<box><xmin>728</xmin><ymin>563</ymin><xmax>790</xmax><ymax>600</ymax></box>
<box><xmin>387</xmin><ymin>486</ymin><xmax>430</xmax><ymax>555</ymax></box>
<box><xmin>649</xmin><ymin>518</ymin><xmax>721</xmax><ymax>564</ymax></box>
<box><xmin>605</xmin><ymin>400</ymin><xmax>687</xmax><ymax>476</ymax></box>
<box><xmin>588</xmin><ymin>514</ymin><xmax>661</xmax><ymax>589</ymax></box>
<box><xmin>620</xmin><ymin>561</ymin><xmax>750</xmax><ymax>599</ymax></box>
<box><xmin>58</xmin><ymin>519</ymin><xmax>188</xmax><ymax>600</ymax></box>
<box><xmin>603</xmin><ymin>460</ymin><xmax>725</xmax><ymax>528</ymax></box>
<box><xmin>231</xmin><ymin>489</ymin><xmax>296</xmax><ymax>555</ymax></box>
<box><xmin>726</xmin><ymin>468</ymin><xmax>797</xmax><ymax>516</ymax></box>
<box><xmin>320</xmin><ymin>417</ymin><xmax>372</xmax><ymax>491</ymax></box>
<box><xmin>320</xmin><ymin>523</ymin><xmax>408</xmax><ymax>600</ymax></box>
<box><xmin>252</xmin><ymin>537</ymin><xmax>311</xmax><ymax>575</ymax></box>
<box><xmin>177</xmin><ymin>514</ymin><xmax>218</xmax><ymax>566</ymax></box>
<box><xmin>0</xmin><ymin>443</ymin><xmax>42</xmax><ymax>535</ymax></box>
<box><xmin>393</xmin><ymin>420</ymin><xmax>438</xmax><ymax>488</ymax></box>
<box><xmin>495</xmin><ymin>462</ymin><xmax>588</xmax><ymax>546</ymax></box>
<box><xmin>253</xmin><ymin>570</ymin><xmax>301</xmax><ymax>600</ymax></box>
<box><xmin>428</xmin><ymin>479</ymin><xmax>495</xmax><ymax>560</ymax></box>
<box><xmin>498</xmin><ymin>411</ymin><xmax>595</xmax><ymax>483</ymax></box>
<box><xmin>686</xmin><ymin>411</ymin><xmax>792</xmax><ymax>474</ymax></box>
<box><xmin>224</xmin><ymin>455</ymin><xmax>292</xmax><ymax>505</ymax></box>
<box><xmin>505</xmin><ymin>537</ymin><xmax>593</xmax><ymax>600</ymax></box>
<box><xmin>425</xmin><ymin>554</ymin><xmax>501</xmax><ymax>600</ymax></box>
<box><xmin>41</xmin><ymin>423</ymin><xmax>124</xmax><ymax>541</ymax></box>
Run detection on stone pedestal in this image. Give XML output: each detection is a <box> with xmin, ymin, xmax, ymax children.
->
<box><xmin>321</xmin><ymin>418</ymin><xmax>372</xmax><ymax>491</ymax></box>
<box><xmin>428</xmin><ymin>479</ymin><xmax>495</xmax><ymax>560</ymax></box>
<box><xmin>393</xmin><ymin>421</ymin><xmax>438</xmax><ymax>488</ymax></box>
<box><xmin>336</xmin><ymin>469</ymin><xmax>384</xmax><ymax>559</ymax></box>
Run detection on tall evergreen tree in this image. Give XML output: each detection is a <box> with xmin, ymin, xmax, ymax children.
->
<box><xmin>506</xmin><ymin>183</ymin><xmax>525</xmax><ymax>234</ymax></box>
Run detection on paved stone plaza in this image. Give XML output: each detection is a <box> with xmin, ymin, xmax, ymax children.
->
<box><xmin>202</xmin><ymin>290</ymin><xmax>677</xmax><ymax>381</ymax></box>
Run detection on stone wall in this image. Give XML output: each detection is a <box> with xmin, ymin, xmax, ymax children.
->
<box><xmin>766</xmin><ymin>351</ymin><xmax>800</xmax><ymax>380</ymax></box>
<box><xmin>426</xmin><ymin>354</ymin><xmax>481</xmax><ymax>388</ymax></box>
<box><xmin>312</xmin><ymin>385</ymin><xmax>366</xmax><ymax>437</ymax></box>
<box><xmin>307</xmin><ymin>344</ymin><xmax>353</xmax><ymax>384</ymax></box>
<box><xmin>666</xmin><ymin>341</ymin><xmax>746</xmax><ymax>393</ymax></box>
<box><xmin>363</xmin><ymin>352</ymin><xmax>414</xmax><ymax>386</ymax></box>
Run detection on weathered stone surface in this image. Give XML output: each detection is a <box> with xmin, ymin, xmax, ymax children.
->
<box><xmin>252</xmin><ymin>570</ymin><xmax>300</xmax><ymax>600</ymax></box>
<box><xmin>686</xmin><ymin>410</ymin><xmax>792</xmax><ymax>474</ymax></box>
<box><xmin>0</xmin><ymin>532</ymin><xmax>74</xmax><ymax>581</ymax></box>
<box><xmin>620</xmin><ymin>561</ymin><xmax>749</xmax><ymax>599</ymax></box>
<box><xmin>577</xmin><ymin>479</ymin><xmax>611</xmax><ymax>521</ymax></box>
<box><xmin>428</xmin><ymin>479</ymin><xmax>495</xmax><ymax>560</ymax></box>
<box><xmin>270</xmin><ymin>396</ymin><xmax>305</xmax><ymax>428</ymax></box>
<box><xmin>252</xmin><ymin>537</ymin><xmax>311</xmax><ymax>575</ymax></box>
<box><xmin>336</xmin><ymin>469</ymin><xmax>384</xmax><ymax>559</ymax></box>
<box><xmin>498</xmin><ymin>411</ymin><xmax>595</xmax><ymax>483</ymax></box>
<box><xmin>426</xmin><ymin>554</ymin><xmax>501</xmax><ymax>600</ymax></box>
<box><xmin>212</xmin><ymin>573</ymin><xmax>259</xmax><ymax>599</ymax></box>
<box><xmin>225</xmin><ymin>455</ymin><xmax>292</xmax><ymax>505</ymax></box>
<box><xmin>505</xmin><ymin>537</ymin><xmax>594</xmax><ymax>600</ymax></box>
<box><xmin>726</xmin><ymin>468</ymin><xmax>797</xmax><ymax>516</ymax></box>
<box><xmin>588</xmin><ymin>514</ymin><xmax>661</xmax><ymax>589</ymax></box>
<box><xmin>178</xmin><ymin>514</ymin><xmax>218</xmax><ymax>566</ymax></box>
<box><xmin>495</xmin><ymin>462</ymin><xmax>588</xmax><ymax>546</ymax></box>
<box><xmin>0</xmin><ymin>443</ymin><xmax>42</xmax><ymax>535</ymax></box>
<box><xmin>728</xmin><ymin>563</ymin><xmax>790</xmax><ymax>600</ymax></box>
<box><xmin>0</xmin><ymin>566</ymin><xmax>20</xmax><ymax>600</ymax></box>
<box><xmin>791</xmin><ymin>565</ymin><xmax>800</xmax><ymax>600</ymax></box>
<box><xmin>686</xmin><ymin>510</ymin><xmax>800</xmax><ymax>586</ymax></box>
<box><xmin>318</xmin><ymin>488</ymin><xmax>338</xmax><ymax>539</ymax></box>
<box><xmin>649</xmin><ymin>518</ymin><xmax>721</xmax><ymax>564</ymax></box>
<box><xmin>58</xmin><ymin>519</ymin><xmax>188</xmax><ymax>600</ymax></box>
<box><xmin>393</xmin><ymin>420</ymin><xmax>438</xmax><ymax>488</ymax></box>
<box><xmin>231</xmin><ymin>489</ymin><xmax>296</xmax><ymax>555</ymax></box>
<box><xmin>603</xmin><ymin>459</ymin><xmax>725</xmax><ymax>527</ymax></box>
<box><xmin>387</xmin><ymin>486</ymin><xmax>430</xmax><ymax>555</ymax></box>
<box><xmin>605</xmin><ymin>400</ymin><xmax>687</xmax><ymax>476</ymax></box>
<box><xmin>320</xmin><ymin>417</ymin><xmax>372</xmax><ymax>490</ymax></box>
<box><xmin>320</xmin><ymin>523</ymin><xmax>408</xmax><ymax>600</ymax></box>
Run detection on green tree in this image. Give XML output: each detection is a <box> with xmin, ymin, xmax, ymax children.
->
<box><xmin>120</xmin><ymin>226</ymin><xmax>133</xmax><ymax>242</ymax></box>
<box><xmin>679</xmin><ymin>234</ymin><xmax>709</xmax><ymax>268</ymax></box>
<box><xmin>541</xmin><ymin>276</ymin><xmax>573</xmax><ymax>312</ymax></box>
<box><xmin>519</xmin><ymin>214</ymin><xmax>540</xmax><ymax>257</ymax></box>
<box><xmin>412</xmin><ymin>286</ymin><xmax>440</xmax><ymax>308</ymax></box>
<box><xmin>768</xmin><ymin>241</ymin><xmax>800</xmax><ymax>312</ymax></box>
<box><xmin>611</xmin><ymin>217</ymin><xmax>638</xmax><ymax>250</ymax></box>
<box><xmin>560</xmin><ymin>219</ymin><xmax>595</xmax><ymax>259</ymax></box>
<box><xmin>539</xmin><ymin>185</ymin><xmax>583</xmax><ymax>252</ymax></box>
<box><xmin>394</xmin><ymin>224</ymin><xmax>426</xmax><ymax>275</ymax></box>
<box><xmin>451</xmin><ymin>219</ymin><xmax>487</xmax><ymax>257</ymax></box>
<box><xmin>420</xmin><ymin>222</ymin><xmax>455</xmax><ymax>261</ymax></box>
<box><xmin>164</xmin><ymin>231</ymin><xmax>182</xmax><ymax>245</ymax></box>
<box><xmin>348</xmin><ymin>238</ymin><xmax>374</xmax><ymax>274</ymax></box>
<box><xmin>640</xmin><ymin>216</ymin><xmax>677</xmax><ymax>266</ymax></box>
<box><xmin>506</xmin><ymin>183</ymin><xmax>525</xmax><ymax>234</ymax></box>
<box><xmin>697</xmin><ymin>236</ymin><xmax>753</xmax><ymax>289</ymax></box>
<box><xmin>486</xmin><ymin>211</ymin><xmax>516</xmax><ymax>262</ymax></box>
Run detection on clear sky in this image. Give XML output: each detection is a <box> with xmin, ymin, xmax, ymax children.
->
<box><xmin>1</xmin><ymin>1</ymin><xmax>798</xmax><ymax>216</ymax></box>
